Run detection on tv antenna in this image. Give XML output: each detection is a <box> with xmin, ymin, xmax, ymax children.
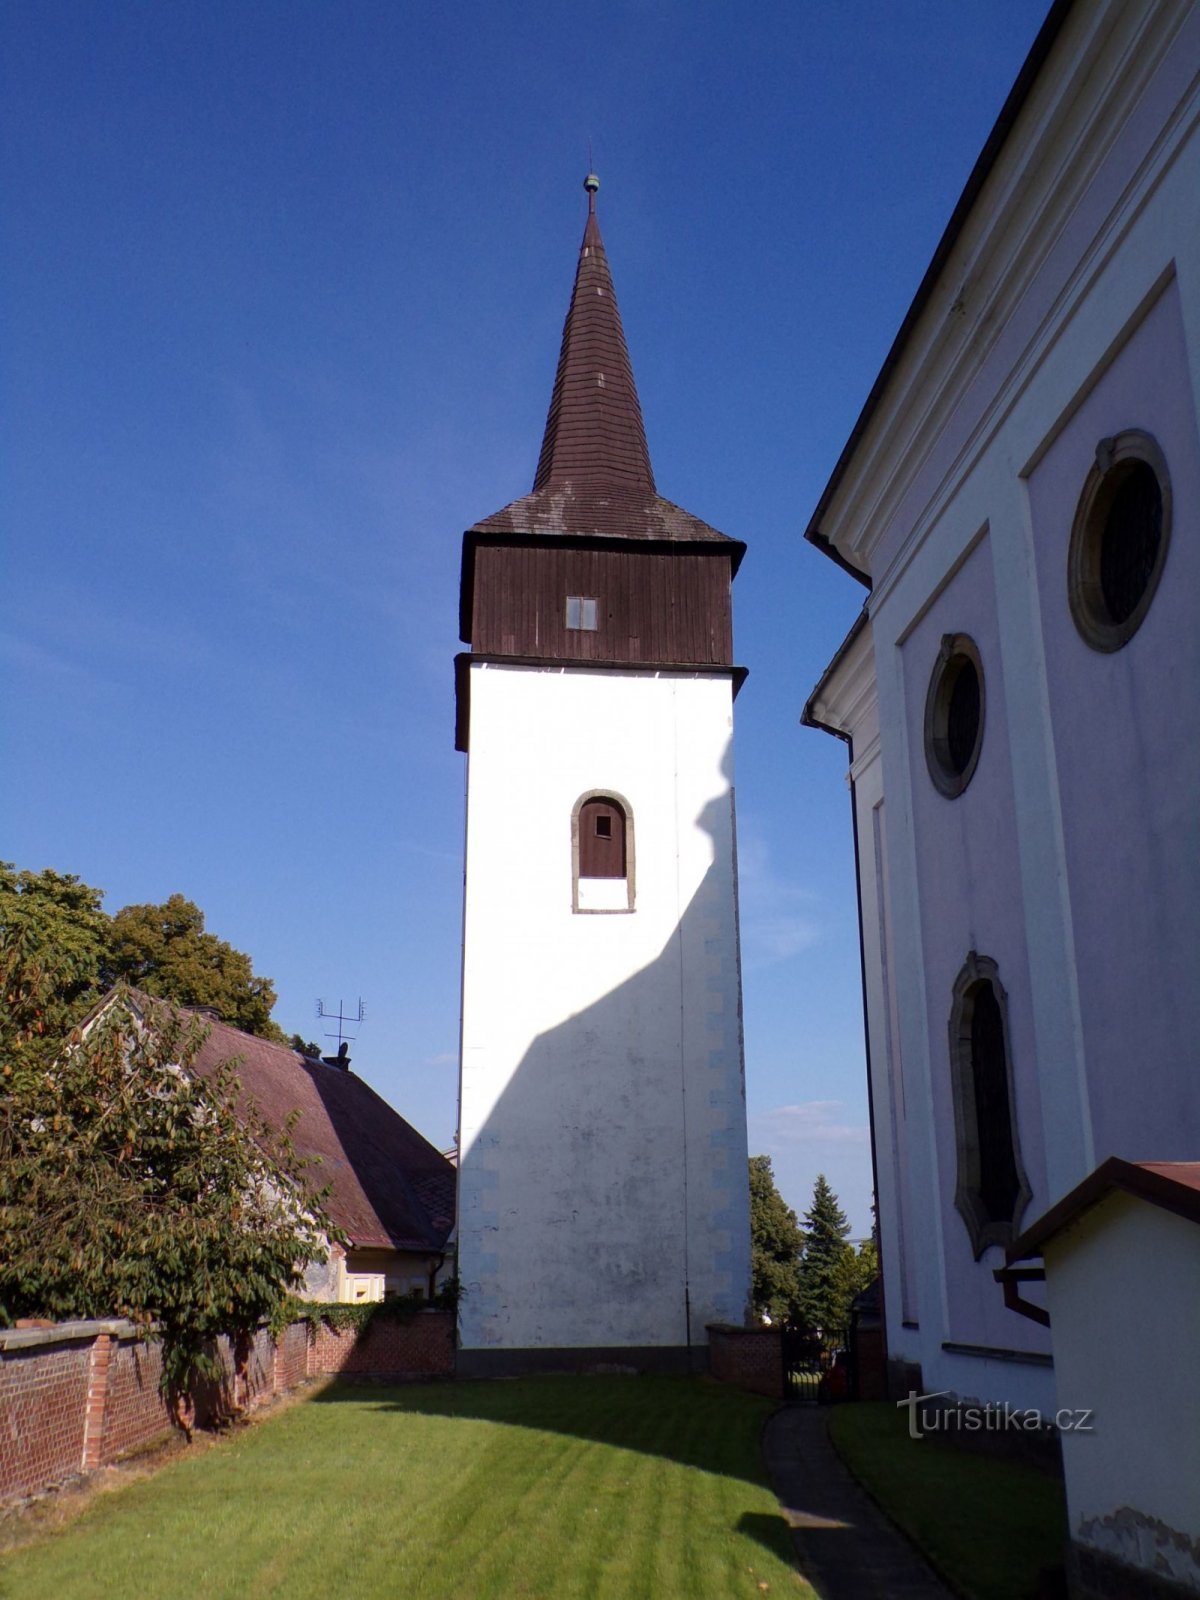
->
<box><xmin>316</xmin><ymin>997</ymin><xmax>366</xmax><ymax>1052</ymax></box>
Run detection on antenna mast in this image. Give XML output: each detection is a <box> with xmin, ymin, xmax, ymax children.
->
<box><xmin>316</xmin><ymin>997</ymin><xmax>366</xmax><ymax>1052</ymax></box>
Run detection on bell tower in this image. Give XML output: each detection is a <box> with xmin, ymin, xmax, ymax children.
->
<box><xmin>455</xmin><ymin>175</ymin><xmax>751</xmax><ymax>1374</ymax></box>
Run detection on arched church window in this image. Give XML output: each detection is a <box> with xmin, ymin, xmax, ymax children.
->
<box><xmin>572</xmin><ymin>792</ymin><xmax>635</xmax><ymax>913</ymax></box>
<box><xmin>948</xmin><ymin>953</ymin><xmax>1031</xmax><ymax>1258</ymax></box>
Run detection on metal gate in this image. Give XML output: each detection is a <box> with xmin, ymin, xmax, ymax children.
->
<box><xmin>781</xmin><ymin>1326</ymin><xmax>853</xmax><ymax>1402</ymax></box>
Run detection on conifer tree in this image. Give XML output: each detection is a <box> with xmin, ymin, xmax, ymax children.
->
<box><xmin>796</xmin><ymin>1172</ymin><xmax>853</xmax><ymax>1337</ymax></box>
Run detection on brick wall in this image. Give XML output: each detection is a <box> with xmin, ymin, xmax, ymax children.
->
<box><xmin>309</xmin><ymin>1311</ymin><xmax>455</xmax><ymax>1379</ymax></box>
<box><xmin>853</xmin><ymin>1325</ymin><xmax>887</xmax><ymax>1401</ymax></box>
<box><xmin>97</xmin><ymin>1334</ymin><xmax>168</xmax><ymax>1464</ymax></box>
<box><xmin>0</xmin><ymin>1333</ymin><xmax>94</xmax><ymax>1502</ymax></box>
<box><xmin>706</xmin><ymin>1324</ymin><xmax>784</xmax><ymax>1400</ymax></box>
<box><xmin>273</xmin><ymin>1320</ymin><xmax>310</xmax><ymax>1392</ymax></box>
<box><xmin>0</xmin><ymin>1310</ymin><xmax>455</xmax><ymax>1505</ymax></box>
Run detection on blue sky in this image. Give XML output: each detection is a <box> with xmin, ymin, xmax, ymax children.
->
<box><xmin>2</xmin><ymin>0</ymin><xmax>1050</xmax><ymax>1234</ymax></box>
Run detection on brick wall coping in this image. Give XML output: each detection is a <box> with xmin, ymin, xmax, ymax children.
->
<box><xmin>706</xmin><ymin>1322</ymin><xmax>774</xmax><ymax>1336</ymax></box>
<box><xmin>0</xmin><ymin>1319</ymin><xmax>140</xmax><ymax>1352</ymax></box>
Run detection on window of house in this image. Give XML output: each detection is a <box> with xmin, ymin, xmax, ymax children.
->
<box><xmin>1068</xmin><ymin>431</ymin><xmax>1172</xmax><ymax>652</ymax></box>
<box><xmin>566</xmin><ymin>596</ymin><xmax>599</xmax><ymax>631</ymax></box>
<box><xmin>948</xmin><ymin>954</ymin><xmax>1031</xmax><ymax>1258</ymax></box>
<box><xmin>572</xmin><ymin>792</ymin><xmax>634</xmax><ymax>912</ymax></box>
<box><xmin>924</xmin><ymin>634</ymin><xmax>985</xmax><ymax>799</ymax></box>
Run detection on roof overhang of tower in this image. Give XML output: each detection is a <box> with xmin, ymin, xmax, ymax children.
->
<box><xmin>465</xmin><ymin>179</ymin><xmax>744</xmax><ymax>590</ymax></box>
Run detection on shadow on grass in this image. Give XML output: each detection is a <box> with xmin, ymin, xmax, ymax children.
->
<box><xmin>735</xmin><ymin>1510</ymin><xmax>806</xmax><ymax>1570</ymax></box>
<box><xmin>311</xmin><ymin>1375</ymin><xmax>807</xmax><ymax>1581</ymax></box>
<box><xmin>311</xmin><ymin>1372</ymin><xmax>774</xmax><ymax>1487</ymax></box>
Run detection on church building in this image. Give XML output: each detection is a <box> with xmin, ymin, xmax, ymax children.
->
<box><xmin>802</xmin><ymin>3</ymin><xmax>1199</xmax><ymax>1592</ymax></box>
<box><xmin>454</xmin><ymin>176</ymin><xmax>752</xmax><ymax>1374</ymax></box>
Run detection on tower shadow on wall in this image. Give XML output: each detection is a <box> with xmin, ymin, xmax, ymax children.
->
<box><xmin>455</xmin><ymin>739</ymin><xmax>750</xmax><ymax>1371</ymax></box>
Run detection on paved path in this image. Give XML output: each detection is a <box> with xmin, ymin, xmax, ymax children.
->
<box><xmin>763</xmin><ymin>1406</ymin><xmax>954</xmax><ymax>1600</ymax></box>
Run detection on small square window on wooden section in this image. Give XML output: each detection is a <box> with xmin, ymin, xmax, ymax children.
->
<box><xmin>565</xmin><ymin>596</ymin><xmax>599</xmax><ymax>631</ymax></box>
<box><xmin>572</xmin><ymin>791</ymin><xmax>635</xmax><ymax>913</ymax></box>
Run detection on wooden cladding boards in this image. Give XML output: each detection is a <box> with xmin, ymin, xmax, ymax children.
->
<box><xmin>579</xmin><ymin>798</ymin><xmax>627</xmax><ymax>878</ymax></box>
<box><xmin>470</xmin><ymin>543</ymin><xmax>734</xmax><ymax>665</ymax></box>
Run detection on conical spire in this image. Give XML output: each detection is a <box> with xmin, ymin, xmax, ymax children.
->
<box><xmin>467</xmin><ymin>177</ymin><xmax>740</xmax><ymax>561</ymax></box>
<box><xmin>531</xmin><ymin>174</ymin><xmax>655</xmax><ymax>495</ymax></box>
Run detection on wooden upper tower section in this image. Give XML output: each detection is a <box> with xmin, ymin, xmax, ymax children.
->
<box><xmin>456</xmin><ymin>176</ymin><xmax>745</xmax><ymax>749</ymax></box>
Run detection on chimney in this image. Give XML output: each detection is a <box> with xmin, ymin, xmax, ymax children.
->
<box><xmin>322</xmin><ymin>1041</ymin><xmax>351</xmax><ymax>1071</ymax></box>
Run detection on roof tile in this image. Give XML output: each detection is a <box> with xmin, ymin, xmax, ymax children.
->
<box><xmin>470</xmin><ymin>184</ymin><xmax>737</xmax><ymax>552</ymax></box>
<box><xmin>176</xmin><ymin>1007</ymin><xmax>455</xmax><ymax>1255</ymax></box>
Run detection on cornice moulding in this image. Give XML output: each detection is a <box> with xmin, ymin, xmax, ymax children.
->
<box><xmin>819</xmin><ymin>0</ymin><xmax>1194</xmax><ymax>582</ymax></box>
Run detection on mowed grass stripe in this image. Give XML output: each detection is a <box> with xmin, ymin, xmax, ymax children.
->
<box><xmin>1</xmin><ymin>1377</ymin><xmax>812</xmax><ymax>1599</ymax></box>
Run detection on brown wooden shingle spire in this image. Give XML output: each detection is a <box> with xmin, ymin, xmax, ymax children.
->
<box><xmin>532</xmin><ymin>175</ymin><xmax>655</xmax><ymax>495</ymax></box>
<box><xmin>468</xmin><ymin>176</ymin><xmax>741</xmax><ymax>558</ymax></box>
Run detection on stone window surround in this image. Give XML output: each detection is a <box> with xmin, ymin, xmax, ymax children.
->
<box><xmin>570</xmin><ymin>788</ymin><xmax>636</xmax><ymax>914</ymax></box>
<box><xmin>923</xmin><ymin>632</ymin><xmax>986</xmax><ymax>799</ymax></box>
<box><xmin>1067</xmin><ymin>428</ymin><xmax>1172</xmax><ymax>654</ymax></box>
<box><xmin>948</xmin><ymin>952</ymin><xmax>1032</xmax><ymax>1260</ymax></box>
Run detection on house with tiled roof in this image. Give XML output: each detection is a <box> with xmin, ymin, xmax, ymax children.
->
<box><xmin>96</xmin><ymin>988</ymin><xmax>456</xmax><ymax>1304</ymax></box>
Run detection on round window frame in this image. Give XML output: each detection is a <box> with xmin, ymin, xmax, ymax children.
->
<box><xmin>923</xmin><ymin>632</ymin><xmax>986</xmax><ymax>800</ymax></box>
<box><xmin>1067</xmin><ymin>430</ymin><xmax>1172</xmax><ymax>654</ymax></box>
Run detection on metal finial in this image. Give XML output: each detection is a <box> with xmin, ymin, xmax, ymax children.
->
<box><xmin>584</xmin><ymin>171</ymin><xmax>600</xmax><ymax>213</ymax></box>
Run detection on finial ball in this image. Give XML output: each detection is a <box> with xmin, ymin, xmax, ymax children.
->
<box><xmin>583</xmin><ymin>172</ymin><xmax>600</xmax><ymax>194</ymax></box>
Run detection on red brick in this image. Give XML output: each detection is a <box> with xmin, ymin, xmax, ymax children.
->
<box><xmin>0</xmin><ymin>1310</ymin><xmax>456</xmax><ymax>1505</ymax></box>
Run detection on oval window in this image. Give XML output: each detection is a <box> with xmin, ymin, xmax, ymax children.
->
<box><xmin>1068</xmin><ymin>431</ymin><xmax>1172</xmax><ymax>652</ymax></box>
<box><xmin>924</xmin><ymin>634</ymin><xmax>985</xmax><ymax>799</ymax></box>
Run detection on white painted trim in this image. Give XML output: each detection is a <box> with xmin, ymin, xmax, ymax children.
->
<box><xmin>823</xmin><ymin>1</ymin><xmax>1198</xmax><ymax>582</ymax></box>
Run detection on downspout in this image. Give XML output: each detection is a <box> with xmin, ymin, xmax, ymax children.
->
<box><xmin>802</xmin><ymin>708</ymin><xmax>888</xmax><ymax>1386</ymax></box>
<box><xmin>428</xmin><ymin>1251</ymin><xmax>445</xmax><ymax>1302</ymax></box>
<box><xmin>993</xmin><ymin>1263</ymin><xmax>1050</xmax><ymax>1327</ymax></box>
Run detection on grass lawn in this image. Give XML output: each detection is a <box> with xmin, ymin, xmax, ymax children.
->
<box><xmin>827</xmin><ymin>1402</ymin><xmax>1068</xmax><ymax>1600</ymax></box>
<box><xmin>1</xmin><ymin>1377</ymin><xmax>811</xmax><ymax>1600</ymax></box>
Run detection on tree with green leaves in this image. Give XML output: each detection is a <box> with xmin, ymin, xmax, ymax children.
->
<box><xmin>1</xmin><ymin>863</ymin><xmax>289</xmax><ymax>1045</ymax></box>
<box><xmin>0</xmin><ymin>864</ymin><xmax>109</xmax><ymax>1083</ymax></box>
<box><xmin>106</xmin><ymin>894</ymin><xmax>285</xmax><ymax>1040</ymax></box>
<box><xmin>0</xmin><ymin>990</ymin><xmax>330</xmax><ymax>1406</ymax></box>
<box><xmin>1</xmin><ymin>864</ymin><xmax>332</xmax><ymax>1420</ymax></box>
<box><xmin>795</xmin><ymin>1172</ymin><xmax>853</xmax><ymax>1338</ymax></box>
<box><xmin>748</xmin><ymin>1154</ymin><xmax>806</xmax><ymax>1324</ymax></box>
<box><xmin>836</xmin><ymin>1236</ymin><xmax>880</xmax><ymax>1323</ymax></box>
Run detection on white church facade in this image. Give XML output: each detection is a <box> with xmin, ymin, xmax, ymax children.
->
<box><xmin>455</xmin><ymin>177</ymin><xmax>752</xmax><ymax>1374</ymax></box>
<box><xmin>804</xmin><ymin>3</ymin><xmax>1199</xmax><ymax>1593</ymax></box>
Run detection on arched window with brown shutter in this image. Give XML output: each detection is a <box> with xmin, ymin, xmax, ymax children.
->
<box><xmin>572</xmin><ymin>791</ymin><xmax>635</xmax><ymax>913</ymax></box>
<box><xmin>579</xmin><ymin>797</ymin><xmax>626</xmax><ymax>878</ymax></box>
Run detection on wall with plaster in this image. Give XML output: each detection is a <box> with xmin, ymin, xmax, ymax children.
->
<box><xmin>1046</xmin><ymin>1194</ymin><xmax>1200</xmax><ymax>1591</ymax></box>
<box><xmin>458</xmin><ymin>662</ymin><xmax>751</xmax><ymax>1355</ymax></box>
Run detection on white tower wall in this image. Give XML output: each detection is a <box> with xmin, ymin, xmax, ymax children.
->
<box><xmin>457</xmin><ymin>661</ymin><xmax>751</xmax><ymax>1363</ymax></box>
